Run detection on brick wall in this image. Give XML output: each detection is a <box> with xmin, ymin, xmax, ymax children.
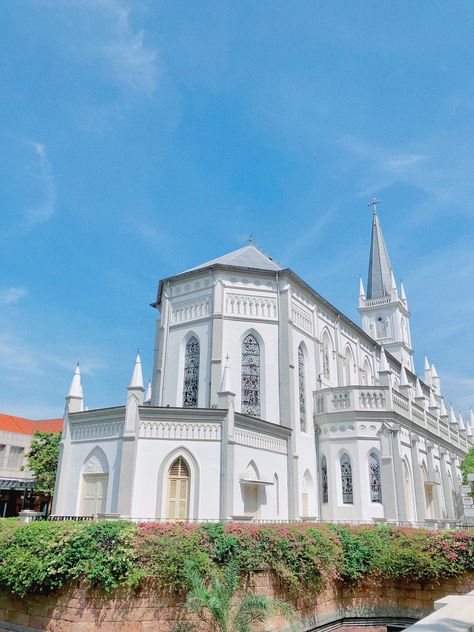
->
<box><xmin>0</xmin><ymin>574</ymin><xmax>473</xmax><ymax>632</ymax></box>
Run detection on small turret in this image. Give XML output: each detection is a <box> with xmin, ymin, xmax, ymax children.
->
<box><xmin>440</xmin><ymin>398</ymin><xmax>448</xmax><ymax>420</ymax></box>
<box><xmin>144</xmin><ymin>380</ymin><xmax>152</xmax><ymax>404</ymax></box>
<box><xmin>414</xmin><ymin>379</ymin><xmax>426</xmax><ymax>409</ymax></box>
<box><xmin>428</xmin><ymin>389</ymin><xmax>439</xmax><ymax>416</ymax></box>
<box><xmin>379</xmin><ymin>346</ymin><xmax>389</xmax><ymax>373</ymax></box>
<box><xmin>449</xmin><ymin>406</ymin><xmax>458</xmax><ymax>426</ymax></box>
<box><xmin>66</xmin><ymin>362</ymin><xmax>84</xmax><ymax>413</ymax></box>
<box><xmin>398</xmin><ymin>364</ymin><xmax>411</xmax><ymax>399</ymax></box>
<box><xmin>217</xmin><ymin>355</ymin><xmax>236</xmax><ymax>439</ymax></box>
<box><xmin>424</xmin><ymin>357</ymin><xmax>431</xmax><ymax>387</ymax></box>
<box><xmin>431</xmin><ymin>363</ymin><xmax>440</xmax><ymax>394</ymax></box>
<box><xmin>458</xmin><ymin>412</ymin><xmax>466</xmax><ymax>434</ymax></box>
<box><xmin>127</xmin><ymin>353</ymin><xmax>145</xmax><ymax>405</ymax></box>
<box><xmin>400</xmin><ymin>281</ymin><xmax>407</xmax><ymax>306</ymax></box>
<box><xmin>359</xmin><ymin>277</ymin><xmax>366</xmax><ymax>307</ymax></box>
<box><xmin>390</xmin><ymin>269</ymin><xmax>398</xmax><ymax>300</ymax></box>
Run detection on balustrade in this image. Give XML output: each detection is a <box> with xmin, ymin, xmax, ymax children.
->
<box><xmin>314</xmin><ymin>385</ymin><xmax>469</xmax><ymax>452</ymax></box>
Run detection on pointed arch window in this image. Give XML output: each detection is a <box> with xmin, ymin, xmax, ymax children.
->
<box><xmin>167</xmin><ymin>457</ymin><xmax>190</xmax><ymax>520</ymax></box>
<box><xmin>298</xmin><ymin>345</ymin><xmax>306</xmax><ymax>431</ymax></box>
<box><xmin>241</xmin><ymin>334</ymin><xmax>260</xmax><ymax>417</ymax></box>
<box><xmin>183</xmin><ymin>336</ymin><xmax>200</xmax><ymax>408</ymax></box>
<box><xmin>344</xmin><ymin>347</ymin><xmax>354</xmax><ymax>386</ymax></box>
<box><xmin>340</xmin><ymin>453</ymin><xmax>353</xmax><ymax>504</ymax></box>
<box><xmin>368</xmin><ymin>452</ymin><xmax>382</xmax><ymax>503</ymax></box>
<box><xmin>321</xmin><ymin>455</ymin><xmax>328</xmax><ymax>504</ymax></box>
<box><xmin>322</xmin><ymin>333</ymin><xmax>331</xmax><ymax>380</ymax></box>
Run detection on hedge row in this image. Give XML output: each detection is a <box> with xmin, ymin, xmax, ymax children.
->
<box><xmin>0</xmin><ymin>520</ymin><xmax>473</xmax><ymax>597</ymax></box>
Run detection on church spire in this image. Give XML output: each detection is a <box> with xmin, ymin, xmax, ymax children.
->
<box><xmin>359</xmin><ymin>198</ymin><xmax>414</xmax><ymax>372</ymax></box>
<box><xmin>367</xmin><ymin>199</ymin><xmax>393</xmax><ymax>300</ymax></box>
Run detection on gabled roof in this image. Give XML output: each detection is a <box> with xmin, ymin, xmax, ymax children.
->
<box><xmin>185</xmin><ymin>244</ymin><xmax>282</xmax><ymax>273</ymax></box>
<box><xmin>367</xmin><ymin>211</ymin><xmax>393</xmax><ymax>299</ymax></box>
<box><xmin>0</xmin><ymin>414</ymin><xmax>63</xmax><ymax>436</ymax></box>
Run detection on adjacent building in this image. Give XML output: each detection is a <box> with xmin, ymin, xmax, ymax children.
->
<box><xmin>0</xmin><ymin>414</ymin><xmax>63</xmax><ymax>516</ymax></box>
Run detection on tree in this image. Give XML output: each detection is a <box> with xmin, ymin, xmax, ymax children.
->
<box><xmin>176</xmin><ymin>560</ymin><xmax>298</xmax><ymax>632</ymax></box>
<box><xmin>26</xmin><ymin>432</ymin><xmax>61</xmax><ymax>505</ymax></box>
<box><xmin>460</xmin><ymin>447</ymin><xmax>474</xmax><ymax>486</ymax></box>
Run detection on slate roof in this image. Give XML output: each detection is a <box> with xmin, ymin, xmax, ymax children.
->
<box><xmin>367</xmin><ymin>211</ymin><xmax>393</xmax><ymax>299</ymax></box>
<box><xmin>185</xmin><ymin>244</ymin><xmax>282</xmax><ymax>273</ymax></box>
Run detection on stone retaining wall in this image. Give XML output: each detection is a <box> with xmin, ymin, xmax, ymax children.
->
<box><xmin>0</xmin><ymin>574</ymin><xmax>473</xmax><ymax>632</ymax></box>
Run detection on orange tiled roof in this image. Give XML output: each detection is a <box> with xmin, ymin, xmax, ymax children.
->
<box><xmin>0</xmin><ymin>414</ymin><xmax>63</xmax><ymax>435</ymax></box>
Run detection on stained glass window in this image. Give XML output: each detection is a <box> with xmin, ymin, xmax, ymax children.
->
<box><xmin>241</xmin><ymin>334</ymin><xmax>260</xmax><ymax>417</ymax></box>
<box><xmin>298</xmin><ymin>346</ymin><xmax>306</xmax><ymax>431</ymax></box>
<box><xmin>322</xmin><ymin>335</ymin><xmax>330</xmax><ymax>379</ymax></box>
<box><xmin>321</xmin><ymin>455</ymin><xmax>328</xmax><ymax>503</ymax></box>
<box><xmin>183</xmin><ymin>336</ymin><xmax>199</xmax><ymax>408</ymax></box>
<box><xmin>368</xmin><ymin>452</ymin><xmax>382</xmax><ymax>503</ymax></box>
<box><xmin>341</xmin><ymin>453</ymin><xmax>353</xmax><ymax>504</ymax></box>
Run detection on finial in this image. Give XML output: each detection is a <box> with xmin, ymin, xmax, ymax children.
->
<box><xmin>247</xmin><ymin>235</ymin><xmax>255</xmax><ymax>245</ymax></box>
<box><xmin>368</xmin><ymin>197</ymin><xmax>381</xmax><ymax>213</ymax></box>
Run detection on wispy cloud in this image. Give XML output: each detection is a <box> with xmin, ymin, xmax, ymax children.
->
<box><xmin>337</xmin><ymin>133</ymin><xmax>474</xmax><ymax>226</ymax></box>
<box><xmin>100</xmin><ymin>2</ymin><xmax>158</xmax><ymax>97</ymax></box>
<box><xmin>23</xmin><ymin>140</ymin><xmax>56</xmax><ymax>228</ymax></box>
<box><xmin>73</xmin><ymin>0</ymin><xmax>159</xmax><ymax>98</ymax></box>
<box><xmin>284</xmin><ymin>206</ymin><xmax>337</xmax><ymax>262</ymax></box>
<box><xmin>0</xmin><ymin>287</ymin><xmax>27</xmax><ymax>305</ymax></box>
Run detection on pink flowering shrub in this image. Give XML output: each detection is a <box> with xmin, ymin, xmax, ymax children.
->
<box><xmin>0</xmin><ymin>520</ymin><xmax>473</xmax><ymax>596</ymax></box>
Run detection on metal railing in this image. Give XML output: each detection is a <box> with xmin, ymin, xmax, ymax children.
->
<box><xmin>40</xmin><ymin>515</ymin><xmax>472</xmax><ymax>529</ymax></box>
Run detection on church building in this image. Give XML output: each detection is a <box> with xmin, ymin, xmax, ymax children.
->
<box><xmin>53</xmin><ymin>203</ymin><xmax>472</xmax><ymax>523</ymax></box>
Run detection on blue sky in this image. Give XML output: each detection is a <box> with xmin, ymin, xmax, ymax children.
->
<box><xmin>1</xmin><ymin>1</ymin><xmax>473</xmax><ymax>419</ymax></box>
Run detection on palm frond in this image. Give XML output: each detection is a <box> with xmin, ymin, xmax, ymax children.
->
<box><xmin>232</xmin><ymin>594</ymin><xmax>299</xmax><ymax>632</ymax></box>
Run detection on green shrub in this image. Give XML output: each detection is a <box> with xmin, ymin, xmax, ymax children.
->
<box><xmin>0</xmin><ymin>520</ymin><xmax>473</xmax><ymax>597</ymax></box>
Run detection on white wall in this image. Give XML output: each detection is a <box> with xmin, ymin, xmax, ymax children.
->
<box><xmin>58</xmin><ymin>438</ymin><xmax>123</xmax><ymax>516</ymax></box>
<box><xmin>162</xmin><ymin>320</ymin><xmax>212</xmax><ymax>408</ymax></box>
<box><xmin>132</xmin><ymin>438</ymin><xmax>221</xmax><ymax>520</ymax></box>
<box><xmin>232</xmin><ymin>444</ymin><xmax>289</xmax><ymax>519</ymax></box>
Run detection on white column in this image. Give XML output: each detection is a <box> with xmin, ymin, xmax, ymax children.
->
<box><xmin>409</xmin><ymin>434</ymin><xmax>426</xmax><ymax>522</ymax></box>
<box><xmin>439</xmin><ymin>448</ymin><xmax>455</xmax><ymax>519</ymax></box>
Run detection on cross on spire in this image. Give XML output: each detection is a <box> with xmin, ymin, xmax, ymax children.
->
<box><xmin>247</xmin><ymin>235</ymin><xmax>255</xmax><ymax>245</ymax></box>
<box><xmin>368</xmin><ymin>197</ymin><xmax>381</xmax><ymax>213</ymax></box>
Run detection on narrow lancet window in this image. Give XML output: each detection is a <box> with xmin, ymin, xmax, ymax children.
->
<box><xmin>241</xmin><ymin>334</ymin><xmax>261</xmax><ymax>417</ymax></box>
<box><xmin>322</xmin><ymin>333</ymin><xmax>331</xmax><ymax>380</ymax></box>
<box><xmin>321</xmin><ymin>455</ymin><xmax>328</xmax><ymax>503</ymax></box>
<box><xmin>298</xmin><ymin>345</ymin><xmax>306</xmax><ymax>431</ymax></box>
<box><xmin>183</xmin><ymin>336</ymin><xmax>200</xmax><ymax>407</ymax></box>
<box><xmin>341</xmin><ymin>453</ymin><xmax>353</xmax><ymax>504</ymax></box>
<box><xmin>368</xmin><ymin>452</ymin><xmax>382</xmax><ymax>503</ymax></box>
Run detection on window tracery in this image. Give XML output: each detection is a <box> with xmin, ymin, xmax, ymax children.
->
<box><xmin>183</xmin><ymin>336</ymin><xmax>200</xmax><ymax>407</ymax></box>
<box><xmin>368</xmin><ymin>452</ymin><xmax>382</xmax><ymax>502</ymax></box>
<box><xmin>298</xmin><ymin>345</ymin><xmax>306</xmax><ymax>431</ymax></box>
<box><xmin>322</xmin><ymin>335</ymin><xmax>330</xmax><ymax>380</ymax></box>
<box><xmin>341</xmin><ymin>453</ymin><xmax>353</xmax><ymax>504</ymax></box>
<box><xmin>241</xmin><ymin>334</ymin><xmax>261</xmax><ymax>417</ymax></box>
<box><xmin>321</xmin><ymin>455</ymin><xmax>328</xmax><ymax>503</ymax></box>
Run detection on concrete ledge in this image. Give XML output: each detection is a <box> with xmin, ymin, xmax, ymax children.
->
<box><xmin>404</xmin><ymin>590</ymin><xmax>474</xmax><ymax>630</ymax></box>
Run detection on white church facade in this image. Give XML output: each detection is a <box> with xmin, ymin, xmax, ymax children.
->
<box><xmin>53</xmin><ymin>204</ymin><xmax>473</xmax><ymax>523</ymax></box>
